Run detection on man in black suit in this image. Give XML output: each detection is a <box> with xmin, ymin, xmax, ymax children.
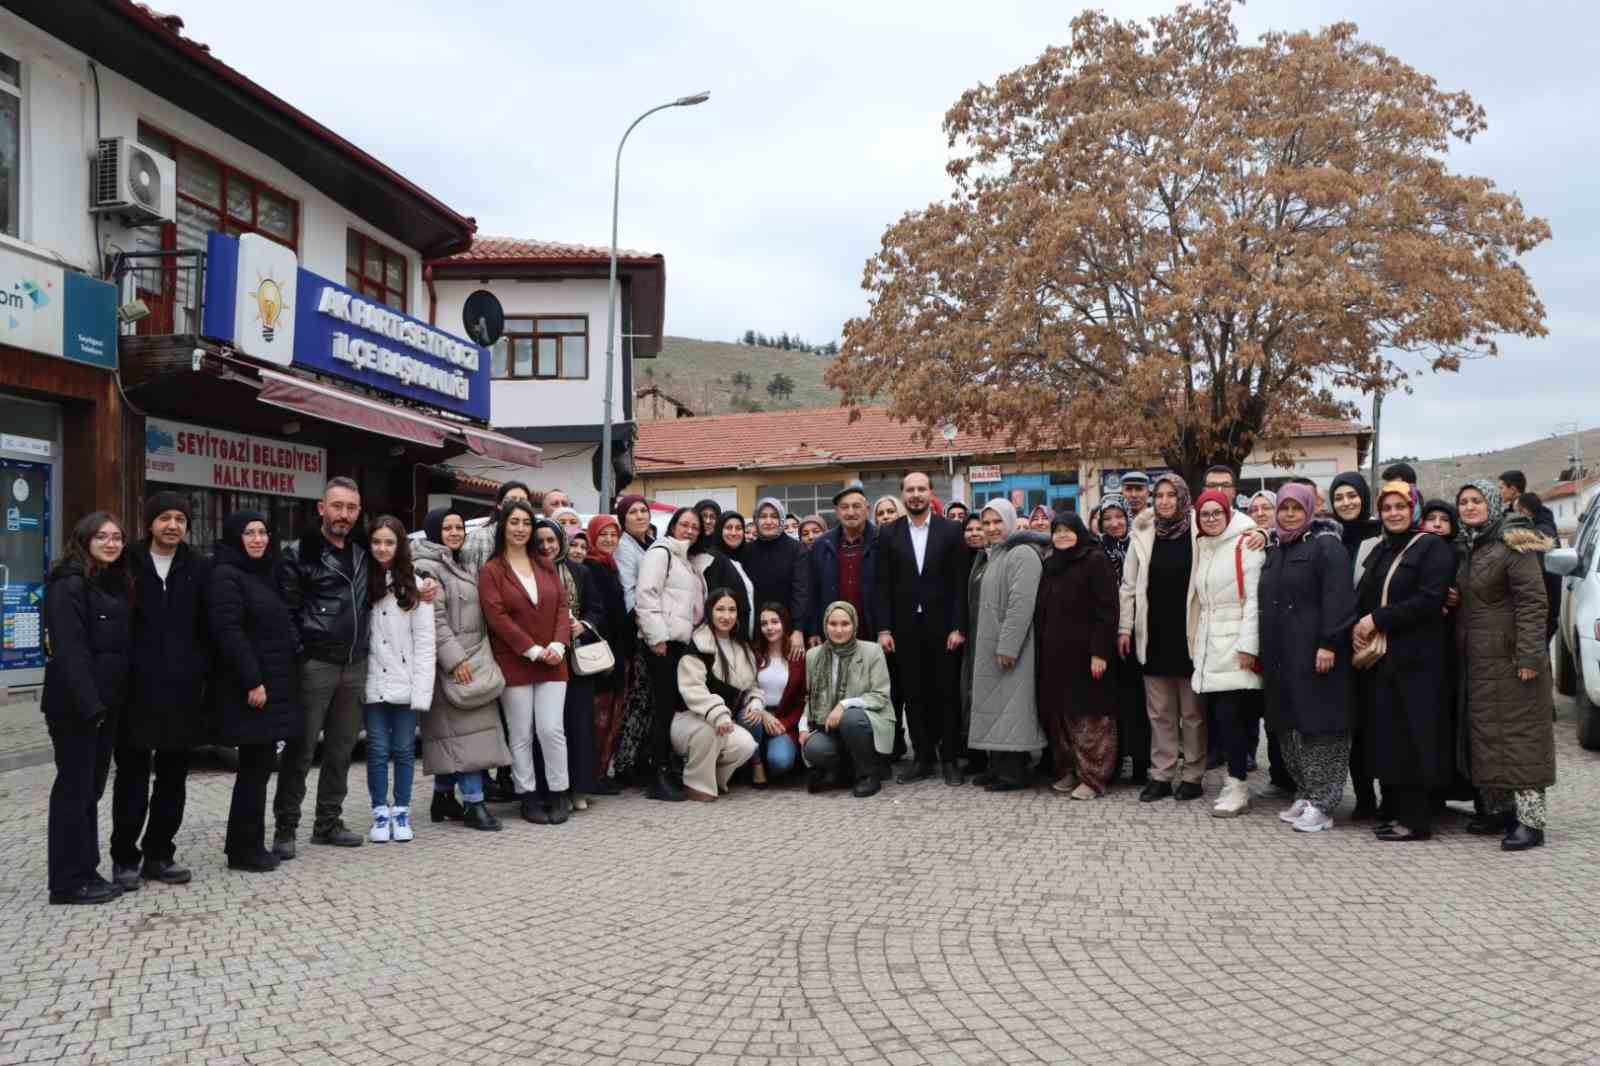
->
<box><xmin>875</xmin><ymin>472</ymin><xmax>971</xmax><ymax>786</ymax></box>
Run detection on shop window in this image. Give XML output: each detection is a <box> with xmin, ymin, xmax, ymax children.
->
<box><xmin>756</xmin><ymin>483</ymin><xmax>845</xmax><ymax>525</ymax></box>
<box><xmin>1</xmin><ymin>52</ymin><xmax>21</xmax><ymax>238</ymax></box>
<box><xmin>491</xmin><ymin>316</ymin><xmax>589</xmax><ymax>380</ymax></box>
<box><xmin>148</xmin><ymin>484</ymin><xmax>312</xmax><ymax>557</ymax></box>
<box><xmin>346</xmin><ymin>230</ymin><xmax>408</xmax><ymax>312</ymax></box>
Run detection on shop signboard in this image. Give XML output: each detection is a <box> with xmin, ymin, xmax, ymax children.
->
<box><xmin>145</xmin><ymin>417</ymin><xmax>327</xmax><ymax>500</ymax></box>
<box><xmin>0</xmin><ymin>245</ymin><xmax>118</xmax><ymax>369</ymax></box>
<box><xmin>968</xmin><ymin>465</ymin><xmax>1003</xmax><ymax>483</ymax></box>
<box><xmin>203</xmin><ymin>232</ymin><xmax>489</xmax><ymax>420</ymax></box>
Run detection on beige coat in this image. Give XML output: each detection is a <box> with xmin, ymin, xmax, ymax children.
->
<box><xmin>412</xmin><ymin>539</ymin><xmax>511</xmax><ymax>775</ymax></box>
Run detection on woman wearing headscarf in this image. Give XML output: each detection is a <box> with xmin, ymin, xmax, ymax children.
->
<box><xmin>1035</xmin><ymin>512</ymin><xmax>1119</xmax><ymax>799</ymax></box>
<box><xmin>582</xmin><ymin>514</ymin><xmax>630</xmax><ymax>791</ymax></box>
<box><xmin>798</xmin><ymin>515</ymin><xmax>827</xmax><ymax>548</ymax></box>
<box><xmin>411</xmin><ymin>507</ymin><xmax>512</xmax><ymax>833</ymax></box>
<box><xmin>705</xmin><ymin>510</ymin><xmax>756</xmax><ymax>637</ymax></box>
<box><xmin>1187</xmin><ymin>490</ymin><xmax>1264</xmax><ymax>818</ymax></box>
<box><xmin>968</xmin><ymin>499</ymin><xmax>1049</xmax><ymax>791</ymax></box>
<box><xmin>1097</xmin><ymin>493</ymin><xmax>1149</xmax><ymax>786</ymax></box>
<box><xmin>1454</xmin><ymin>480</ymin><xmax>1556</xmax><ymax>850</ymax></box>
<box><xmin>1259</xmin><ymin>484</ymin><xmax>1357</xmax><ymax>833</ymax></box>
<box><xmin>537</xmin><ymin>514</ymin><xmax>603</xmax><ymax>814</ymax></box>
<box><xmin>1027</xmin><ymin>504</ymin><xmax>1054</xmax><ymax>534</ymax></box>
<box><xmin>633</xmin><ymin>507</ymin><xmax>708</xmax><ymax>802</ymax></box>
<box><xmin>609</xmin><ymin>494</ymin><xmax>658</xmax><ymax>786</ymax></box>
<box><xmin>946</xmin><ymin>501</ymin><xmax>970</xmax><ymax>526</ymax></box>
<box><xmin>1350</xmin><ymin>482</ymin><xmax>1456</xmax><ymax>841</ymax></box>
<box><xmin>1118</xmin><ymin>474</ymin><xmax>1205</xmax><ymax>802</ymax></box>
<box><xmin>1247</xmin><ymin>490</ymin><xmax>1277</xmax><ymax>530</ymax></box>
<box><xmin>1330</xmin><ymin>471</ymin><xmax>1385</xmax><ymax>818</ymax></box>
<box><xmin>800</xmin><ymin>601</ymin><xmax>894</xmax><ymax>796</ymax></box>
<box><xmin>741</xmin><ymin>498</ymin><xmax>809</xmax><ymax>660</ymax></box>
<box><xmin>209</xmin><ymin>512</ymin><xmax>301</xmax><ymax>870</ymax></box>
<box><xmin>693</xmin><ymin>499</ymin><xmax>723</xmax><ymax>548</ymax></box>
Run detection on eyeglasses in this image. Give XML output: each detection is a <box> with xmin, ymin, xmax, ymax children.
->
<box><xmin>1204</xmin><ymin>481</ymin><xmax>1234</xmax><ymax>490</ymax></box>
<box><xmin>91</xmin><ymin>533</ymin><xmax>125</xmax><ymax>544</ymax></box>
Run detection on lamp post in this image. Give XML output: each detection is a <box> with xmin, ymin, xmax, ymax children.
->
<box><xmin>599</xmin><ymin>91</ymin><xmax>710</xmax><ymax>512</ymax></box>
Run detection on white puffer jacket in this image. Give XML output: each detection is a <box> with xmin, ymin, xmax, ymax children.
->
<box><xmin>364</xmin><ymin>575</ymin><xmax>438</xmax><ymax>710</ymax></box>
<box><xmin>635</xmin><ymin>537</ymin><xmax>706</xmax><ymax>647</ymax></box>
<box><xmin>1186</xmin><ymin>509</ymin><xmax>1263</xmax><ymax>694</ymax></box>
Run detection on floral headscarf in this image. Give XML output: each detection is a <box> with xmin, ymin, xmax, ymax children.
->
<box><xmin>1457</xmin><ymin>479</ymin><xmax>1506</xmax><ymax>547</ymax></box>
<box><xmin>1152</xmin><ymin>473</ymin><xmax>1192</xmax><ymax>540</ymax></box>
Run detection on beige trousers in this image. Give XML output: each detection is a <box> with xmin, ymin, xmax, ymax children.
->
<box><xmin>1144</xmin><ymin>676</ymin><xmax>1206</xmax><ymax>784</ymax></box>
<box><xmin>670</xmin><ymin>712</ymin><xmax>757</xmax><ymax>797</ymax></box>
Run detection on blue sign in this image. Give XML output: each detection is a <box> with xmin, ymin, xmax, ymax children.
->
<box><xmin>61</xmin><ymin>271</ymin><xmax>118</xmax><ymax>368</ymax></box>
<box><xmin>0</xmin><ymin>245</ymin><xmax>118</xmax><ymax>370</ymax></box>
<box><xmin>202</xmin><ymin>233</ymin><xmax>489</xmax><ymax>420</ymax></box>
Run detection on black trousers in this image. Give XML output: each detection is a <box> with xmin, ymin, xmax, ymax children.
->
<box><xmin>897</xmin><ymin>614</ymin><xmax>962</xmax><ymax>765</ymax></box>
<box><xmin>646</xmin><ymin>642</ymin><xmax>688</xmax><ymax>773</ymax></box>
<box><xmin>47</xmin><ymin>716</ymin><xmax>115</xmax><ymax>894</ymax></box>
<box><xmin>227</xmin><ymin>743</ymin><xmax>277</xmax><ymax>857</ymax></box>
<box><xmin>111</xmin><ymin>745</ymin><xmax>189</xmax><ymax>867</ymax></box>
<box><xmin>1208</xmin><ymin>691</ymin><xmax>1259</xmax><ymax>780</ymax></box>
<box><xmin>1116</xmin><ymin>658</ymin><xmax>1151</xmax><ymax>777</ymax></box>
<box><xmin>1265</xmin><ymin>726</ymin><xmax>1294</xmax><ymax>789</ymax></box>
<box><xmin>1385</xmin><ymin>783</ymin><xmax>1435</xmax><ymax>832</ymax></box>
<box><xmin>802</xmin><ymin>706</ymin><xmax>880</xmax><ymax>781</ymax></box>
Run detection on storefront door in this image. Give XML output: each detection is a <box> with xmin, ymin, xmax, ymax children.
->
<box><xmin>1</xmin><ymin>457</ymin><xmax>50</xmax><ymax>683</ymax></box>
<box><xmin>992</xmin><ymin>473</ymin><xmax>1079</xmax><ymax>516</ymax></box>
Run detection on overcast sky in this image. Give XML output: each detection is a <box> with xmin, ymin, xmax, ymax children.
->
<box><xmin>177</xmin><ymin>0</ymin><xmax>1600</xmax><ymax>462</ymax></box>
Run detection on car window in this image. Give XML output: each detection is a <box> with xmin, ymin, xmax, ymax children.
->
<box><xmin>1578</xmin><ymin>508</ymin><xmax>1600</xmax><ymax>572</ymax></box>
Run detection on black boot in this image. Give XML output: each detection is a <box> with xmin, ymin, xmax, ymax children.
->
<box><xmin>1467</xmin><ymin>810</ymin><xmax>1516</xmax><ymax>835</ymax></box>
<box><xmin>520</xmin><ymin>794</ymin><xmax>549</xmax><ymax>824</ymax></box>
<box><xmin>430</xmin><ymin>791</ymin><xmax>466</xmax><ymax>823</ymax></box>
<box><xmin>942</xmin><ymin>761</ymin><xmax>964</xmax><ymax>786</ymax></box>
<box><xmin>548</xmin><ymin>792</ymin><xmax>571</xmax><ymax>825</ymax></box>
<box><xmin>897</xmin><ymin>761</ymin><xmax>936</xmax><ymax>784</ymax></box>
<box><xmin>462</xmin><ymin>801</ymin><xmax>502</xmax><ymax>832</ymax></box>
<box><xmin>852</xmin><ymin>773</ymin><xmax>882</xmax><ymax>798</ymax></box>
<box><xmin>646</xmin><ymin>769</ymin><xmax>686</xmax><ymax>802</ymax></box>
<box><xmin>227</xmin><ymin>850</ymin><xmax>281</xmax><ymax>872</ymax></box>
<box><xmin>807</xmin><ymin>768</ymin><xmax>834</xmax><ymax>794</ymax></box>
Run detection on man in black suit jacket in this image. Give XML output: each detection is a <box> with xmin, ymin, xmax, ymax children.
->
<box><xmin>874</xmin><ymin>472</ymin><xmax>971</xmax><ymax>785</ymax></box>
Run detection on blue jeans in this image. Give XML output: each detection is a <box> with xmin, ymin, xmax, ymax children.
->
<box><xmin>364</xmin><ymin>703</ymin><xmax>417</xmax><ymax>808</ymax></box>
<box><xmin>434</xmin><ymin>771</ymin><xmax>485</xmax><ymax>803</ymax></box>
<box><xmin>740</xmin><ymin>718</ymin><xmax>799</xmax><ymax>777</ymax></box>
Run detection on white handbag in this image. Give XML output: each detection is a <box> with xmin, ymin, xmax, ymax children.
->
<box><xmin>569</xmin><ymin>622</ymin><xmax>615</xmax><ymax>677</ymax></box>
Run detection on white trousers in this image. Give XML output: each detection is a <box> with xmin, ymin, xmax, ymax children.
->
<box><xmin>503</xmin><ymin>682</ymin><xmax>569</xmax><ymax>793</ymax></box>
<box><xmin>670</xmin><ymin>712</ymin><xmax>757</xmax><ymax>797</ymax></box>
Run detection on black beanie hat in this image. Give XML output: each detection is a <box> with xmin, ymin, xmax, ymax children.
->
<box><xmin>144</xmin><ymin>490</ymin><xmax>191</xmax><ymax>529</ymax></box>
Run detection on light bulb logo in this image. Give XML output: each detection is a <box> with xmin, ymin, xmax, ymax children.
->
<box><xmin>250</xmin><ymin>274</ymin><xmax>288</xmax><ymax>342</ymax></box>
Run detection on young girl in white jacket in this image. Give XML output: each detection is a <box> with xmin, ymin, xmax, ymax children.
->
<box><xmin>1186</xmin><ymin>491</ymin><xmax>1264</xmax><ymax>818</ymax></box>
<box><xmin>363</xmin><ymin>516</ymin><xmax>436</xmax><ymax>842</ymax></box>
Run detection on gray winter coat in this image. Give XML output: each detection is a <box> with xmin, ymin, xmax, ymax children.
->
<box><xmin>969</xmin><ymin>530</ymin><xmax>1049</xmax><ymax>753</ymax></box>
<box><xmin>412</xmin><ymin>539</ymin><xmax>512</xmax><ymax>775</ymax></box>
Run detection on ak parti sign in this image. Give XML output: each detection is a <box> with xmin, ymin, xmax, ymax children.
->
<box><xmin>145</xmin><ymin>417</ymin><xmax>326</xmax><ymax>499</ymax></box>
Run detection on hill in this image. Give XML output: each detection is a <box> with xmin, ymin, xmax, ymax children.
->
<box><xmin>1409</xmin><ymin>427</ymin><xmax>1600</xmax><ymax>505</ymax></box>
<box><xmin>639</xmin><ymin>336</ymin><xmax>839</xmax><ymax>417</ymax></box>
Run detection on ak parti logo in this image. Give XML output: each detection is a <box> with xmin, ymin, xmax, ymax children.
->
<box><xmin>250</xmin><ymin>271</ymin><xmax>289</xmax><ymax>342</ymax></box>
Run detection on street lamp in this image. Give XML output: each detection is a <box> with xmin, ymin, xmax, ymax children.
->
<box><xmin>599</xmin><ymin>91</ymin><xmax>710</xmax><ymax>512</ymax></box>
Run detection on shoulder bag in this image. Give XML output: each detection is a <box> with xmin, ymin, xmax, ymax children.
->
<box><xmin>1352</xmin><ymin>533</ymin><xmax>1427</xmax><ymax>671</ymax></box>
<box><xmin>569</xmin><ymin>620</ymin><xmax>616</xmax><ymax>677</ymax></box>
<box><xmin>440</xmin><ymin>638</ymin><xmax>506</xmax><ymax>708</ymax></box>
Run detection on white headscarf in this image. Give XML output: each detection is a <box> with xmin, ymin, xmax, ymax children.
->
<box><xmin>979</xmin><ymin>498</ymin><xmax>1019</xmax><ymax>555</ymax></box>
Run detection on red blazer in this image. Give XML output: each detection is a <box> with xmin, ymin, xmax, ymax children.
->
<box><xmin>479</xmin><ymin>556</ymin><xmax>569</xmax><ymax>686</ymax></box>
<box><xmin>760</xmin><ymin>652</ymin><xmax>808</xmax><ymax>736</ymax></box>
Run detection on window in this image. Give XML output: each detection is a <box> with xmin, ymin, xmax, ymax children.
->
<box><xmin>757</xmin><ymin>483</ymin><xmax>845</xmax><ymax>525</ymax></box>
<box><xmin>0</xmin><ymin>52</ymin><xmax>20</xmax><ymax>238</ymax></box>
<box><xmin>346</xmin><ymin>230</ymin><xmax>408</xmax><ymax>312</ymax></box>
<box><xmin>491</xmin><ymin>316</ymin><xmax>589</xmax><ymax>380</ymax></box>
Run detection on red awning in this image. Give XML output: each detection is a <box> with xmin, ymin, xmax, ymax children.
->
<box><xmin>456</xmin><ymin>426</ymin><xmax>543</xmax><ymax>468</ymax></box>
<box><xmin>256</xmin><ymin>369</ymin><xmax>449</xmax><ymax>448</ymax></box>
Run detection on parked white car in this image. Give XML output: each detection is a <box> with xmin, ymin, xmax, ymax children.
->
<box><xmin>1547</xmin><ymin>504</ymin><xmax>1600</xmax><ymax>749</ymax></box>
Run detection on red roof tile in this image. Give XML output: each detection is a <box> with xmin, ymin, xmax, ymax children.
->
<box><xmin>635</xmin><ymin>405</ymin><xmax>1365</xmax><ymax>474</ymax></box>
<box><xmin>1541</xmin><ymin>475</ymin><xmax>1600</xmax><ymax>501</ymax></box>
<box><xmin>432</xmin><ymin>236</ymin><xmax>660</xmax><ymax>267</ymax></box>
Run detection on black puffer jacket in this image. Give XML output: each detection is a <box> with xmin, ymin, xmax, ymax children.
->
<box><xmin>124</xmin><ymin>541</ymin><xmax>212</xmax><ymax>750</ymax></box>
<box><xmin>1259</xmin><ymin>532</ymin><xmax>1357</xmax><ymax>735</ymax></box>
<box><xmin>210</xmin><ymin>540</ymin><xmax>301</xmax><ymax>746</ymax></box>
<box><xmin>41</xmin><ymin>559</ymin><xmax>132</xmax><ymax>724</ymax></box>
<box><xmin>280</xmin><ymin>527</ymin><xmax>369</xmax><ymax>664</ymax></box>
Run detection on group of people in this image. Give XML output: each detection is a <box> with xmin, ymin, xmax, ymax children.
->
<box><xmin>38</xmin><ymin>461</ymin><xmax>1559</xmax><ymax>904</ymax></box>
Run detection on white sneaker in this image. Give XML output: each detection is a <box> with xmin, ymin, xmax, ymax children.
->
<box><xmin>1278</xmin><ymin>799</ymin><xmax>1308</xmax><ymax>823</ymax></box>
<box><xmin>571</xmin><ymin>794</ymin><xmax>589</xmax><ymax>812</ymax></box>
<box><xmin>369</xmin><ymin>806</ymin><xmax>391</xmax><ymax>843</ymax></box>
<box><xmin>390</xmin><ymin>807</ymin><xmax>413</xmax><ymax>842</ymax></box>
<box><xmin>1212</xmin><ymin>778</ymin><xmax>1250</xmax><ymax>819</ymax></box>
<box><xmin>1292</xmin><ymin>804</ymin><xmax>1333</xmax><ymax>833</ymax></box>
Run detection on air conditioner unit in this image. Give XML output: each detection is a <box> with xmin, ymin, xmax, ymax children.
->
<box><xmin>90</xmin><ymin>136</ymin><xmax>176</xmax><ymax>224</ymax></box>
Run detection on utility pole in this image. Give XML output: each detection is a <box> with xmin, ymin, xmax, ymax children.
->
<box><xmin>1369</xmin><ymin>387</ymin><xmax>1383</xmax><ymax>498</ymax></box>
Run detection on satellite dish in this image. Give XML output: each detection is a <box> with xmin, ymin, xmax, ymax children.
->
<box><xmin>462</xmin><ymin>290</ymin><xmax>505</xmax><ymax>347</ymax></box>
<box><xmin>941</xmin><ymin>423</ymin><xmax>959</xmax><ymax>443</ymax></box>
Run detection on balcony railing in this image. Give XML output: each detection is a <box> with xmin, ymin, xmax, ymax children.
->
<box><xmin>111</xmin><ymin>248</ymin><xmax>207</xmax><ymax>345</ymax></box>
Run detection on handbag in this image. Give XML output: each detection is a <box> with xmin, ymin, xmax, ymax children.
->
<box><xmin>440</xmin><ymin>638</ymin><xmax>506</xmax><ymax>708</ymax></box>
<box><xmin>1352</xmin><ymin>533</ymin><xmax>1426</xmax><ymax>671</ymax></box>
<box><xmin>569</xmin><ymin>621</ymin><xmax>616</xmax><ymax>677</ymax></box>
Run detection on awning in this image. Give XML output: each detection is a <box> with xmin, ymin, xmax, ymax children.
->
<box><xmin>257</xmin><ymin>369</ymin><xmax>448</xmax><ymax>448</ymax></box>
<box><xmin>455</xmin><ymin>426</ymin><xmax>543</xmax><ymax>468</ymax></box>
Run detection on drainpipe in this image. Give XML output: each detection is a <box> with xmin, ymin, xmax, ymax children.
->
<box><xmin>425</xmin><ymin>263</ymin><xmax>437</xmax><ymax>325</ymax></box>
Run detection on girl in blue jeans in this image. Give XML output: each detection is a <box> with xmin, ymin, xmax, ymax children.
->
<box><xmin>743</xmin><ymin>604</ymin><xmax>806</xmax><ymax>786</ymax></box>
<box><xmin>363</xmin><ymin>516</ymin><xmax>436</xmax><ymax>842</ymax></box>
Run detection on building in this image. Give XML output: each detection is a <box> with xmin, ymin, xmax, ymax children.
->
<box><xmin>428</xmin><ymin>236</ymin><xmax>667</xmax><ymax>510</ymax></box>
<box><xmin>0</xmin><ymin>2</ymin><xmax>537</xmax><ymax>691</ymax></box>
<box><xmin>1542</xmin><ymin>475</ymin><xmax>1600</xmax><ymax>539</ymax></box>
<box><xmin>634</xmin><ymin>405</ymin><xmax>1369</xmax><ymax>520</ymax></box>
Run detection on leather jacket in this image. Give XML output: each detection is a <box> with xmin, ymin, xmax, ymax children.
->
<box><xmin>280</xmin><ymin>527</ymin><xmax>370</xmax><ymax>664</ymax></box>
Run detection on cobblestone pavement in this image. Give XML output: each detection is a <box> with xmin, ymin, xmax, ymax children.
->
<box><xmin>2</xmin><ymin>699</ymin><xmax>1598</xmax><ymax>1066</ymax></box>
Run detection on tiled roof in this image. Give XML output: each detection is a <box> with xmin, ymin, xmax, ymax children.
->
<box><xmin>432</xmin><ymin>236</ymin><xmax>660</xmax><ymax>266</ymax></box>
<box><xmin>635</xmin><ymin>406</ymin><xmax>1365</xmax><ymax>473</ymax></box>
<box><xmin>1541</xmin><ymin>475</ymin><xmax>1600</xmax><ymax>501</ymax></box>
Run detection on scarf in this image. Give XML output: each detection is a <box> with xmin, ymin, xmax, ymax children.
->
<box><xmin>717</xmin><ymin>511</ymin><xmax>748</xmax><ymax>561</ymax></box>
<box><xmin>754</xmin><ymin>497</ymin><xmax>788</xmax><ymax>542</ymax></box>
<box><xmin>1329</xmin><ymin>471</ymin><xmax>1380</xmax><ymax>554</ymax></box>
<box><xmin>1458</xmin><ymin>479</ymin><xmax>1506</xmax><ymax>548</ymax></box>
<box><xmin>1152</xmin><ymin>473</ymin><xmax>1192</xmax><ymax>540</ymax></box>
<box><xmin>586</xmin><ymin>514</ymin><xmax>620</xmax><ymax>570</ymax></box>
<box><xmin>1192</xmin><ymin>489</ymin><xmax>1232</xmax><ymax>537</ymax></box>
<box><xmin>218</xmin><ymin>510</ymin><xmax>276</xmax><ymax>573</ymax></box>
<box><xmin>1275</xmin><ymin>483</ymin><xmax>1318</xmax><ymax>546</ymax></box>
<box><xmin>1042</xmin><ymin>512</ymin><xmax>1094</xmax><ymax>574</ymax></box>
<box><xmin>808</xmin><ymin>600</ymin><xmax>861</xmax><ymax>720</ymax></box>
<box><xmin>1421</xmin><ymin>499</ymin><xmax>1458</xmax><ymax>540</ymax></box>
<box><xmin>1028</xmin><ymin>504</ymin><xmax>1054</xmax><ymax>528</ymax></box>
<box><xmin>1248</xmin><ymin>489</ymin><xmax>1277</xmax><ymax>528</ymax></box>
<box><xmin>980</xmin><ymin>498</ymin><xmax>1019</xmax><ymax>557</ymax></box>
<box><xmin>1095</xmin><ymin>493</ymin><xmax>1131</xmax><ymax>578</ymax></box>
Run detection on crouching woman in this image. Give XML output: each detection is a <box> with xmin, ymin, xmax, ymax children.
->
<box><xmin>673</xmin><ymin>588</ymin><xmax>760</xmax><ymax>800</ymax></box>
<box><xmin>800</xmin><ymin>601</ymin><xmax>894</xmax><ymax>798</ymax></box>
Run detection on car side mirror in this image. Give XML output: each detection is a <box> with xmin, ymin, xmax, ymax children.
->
<box><xmin>1545</xmin><ymin>547</ymin><xmax>1581</xmax><ymax>577</ymax></box>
